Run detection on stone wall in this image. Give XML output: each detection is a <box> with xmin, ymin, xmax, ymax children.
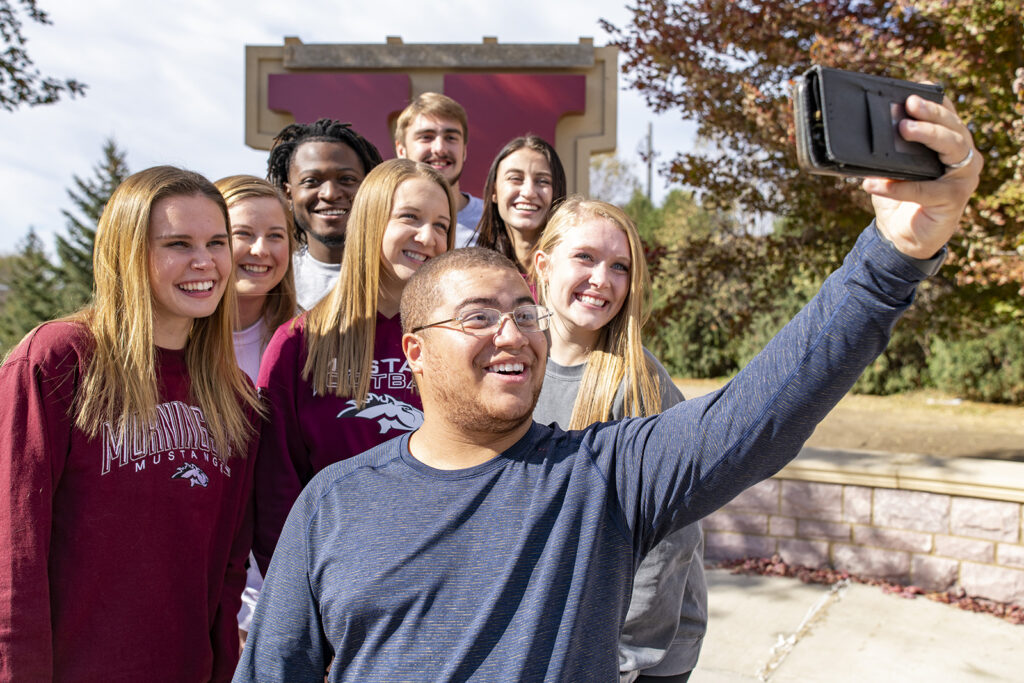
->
<box><xmin>704</xmin><ymin>447</ymin><xmax>1024</xmax><ymax>606</ymax></box>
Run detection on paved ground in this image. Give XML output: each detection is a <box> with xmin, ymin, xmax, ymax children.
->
<box><xmin>670</xmin><ymin>380</ymin><xmax>1024</xmax><ymax>681</ymax></box>
<box><xmin>692</xmin><ymin>569</ymin><xmax>1024</xmax><ymax>682</ymax></box>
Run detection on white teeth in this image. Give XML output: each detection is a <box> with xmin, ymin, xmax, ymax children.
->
<box><xmin>403</xmin><ymin>251</ymin><xmax>427</xmax><ymax>263</ymax></box>
<box><xmin>513</xmin><ymin>202</ymin><xmax>539</xmax><ymax>212</ymax></box>
<box><xmin>488</xmin><ymin>362</ymin><xmax>525</xmax><ymax>375</ymax></box>
<box><xmin>241</xmin><ymin>264</ymin><xmax>270</xmax><ymax>274</ymax></box>
<box><xmin>317</xmin><ymin>208</ymin><xmax>348</xmax><ymax>216</ymax></box>
<box><xmin>179</xmin><ymin>281</ymin><xmax>214</xmax><ymax>292</ymax></box>
<box><xmin>578</xmin><ymin>294</ymin><xmax>607</xmax><ymax>307</ymax></box>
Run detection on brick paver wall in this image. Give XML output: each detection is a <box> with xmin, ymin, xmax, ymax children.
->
<box><xmin>705</xmin><ymin>478</ymin><xmax>1024</xmax><ymax>605</ymax></box>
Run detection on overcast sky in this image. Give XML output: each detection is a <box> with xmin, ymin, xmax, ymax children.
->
<box><xmin>2</xmin><ymin>0</ymin><xmax>695</xmax><ymax>254</ymax></box>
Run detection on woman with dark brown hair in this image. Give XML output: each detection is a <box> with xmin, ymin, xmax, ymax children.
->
<box><xmin>474</xmin><ymin>134</ymin><xmax>567</xmax><ymax>273</ymax></box>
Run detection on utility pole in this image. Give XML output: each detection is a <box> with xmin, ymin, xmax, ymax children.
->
<box><xmin>646</xmin><ymin>122</ymin><xmax>653</xmax><ymax>203</ymax></box>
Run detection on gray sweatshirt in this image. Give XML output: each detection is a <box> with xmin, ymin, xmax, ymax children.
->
<box><xmin>534</xmin><ymin>351</ymin><xmax>706</xmax><ymax>678</ymax></box>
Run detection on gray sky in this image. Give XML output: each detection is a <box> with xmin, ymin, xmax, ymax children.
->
<box><xmin>2</xmin><ymin>0</ymin><xmax>695</xmax><ymax>254</ymax></box>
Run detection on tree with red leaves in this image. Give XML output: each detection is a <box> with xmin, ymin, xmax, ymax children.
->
<box><xmin>605</xmin><ymin>0</ymin><xmax>1024</xmax><ymax>400</ymax></box>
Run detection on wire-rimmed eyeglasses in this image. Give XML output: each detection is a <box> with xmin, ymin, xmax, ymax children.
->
<box><xmin>411</xmin><ymin>305</ymin><xmax>552</xmax><ymax>336</ymax></box>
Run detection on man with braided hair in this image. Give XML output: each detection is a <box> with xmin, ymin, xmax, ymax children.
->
<box><xmin>266</xmin><ymin>119</ymin><xmax>382</xmax><ymax>309</ymax></box>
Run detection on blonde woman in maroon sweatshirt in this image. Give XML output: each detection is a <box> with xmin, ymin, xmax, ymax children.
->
<box><xmin>252</xmin><ymin>158</ymin><xmax>455</xmax><ymax>574</ymax></box>
<box><xmin>215</xmin><ymin>174</ymin><xmax>298</xmax><ymax>648</ymax></box>
<box><xmin>0</xmin><ymin>166</ymin><xmax>260</xmax><ymax>682</ymax></box>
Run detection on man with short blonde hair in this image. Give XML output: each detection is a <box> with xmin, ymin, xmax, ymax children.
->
<box><xmin>395</xmin><ymin>92</ymin><xmax>483</xmax><ymax>248</ymax></box>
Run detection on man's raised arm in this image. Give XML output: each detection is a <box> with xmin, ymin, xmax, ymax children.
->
<box><xmin>605</xmin><ymin>93</ymin><xmax>980</xmax><ymax>548</ymax></box>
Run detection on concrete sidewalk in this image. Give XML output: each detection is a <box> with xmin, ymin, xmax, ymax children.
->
<box><xmin>691</xmin><ymin>568</ymin><xmax>1023</xmax><ymax>682</ymax></box>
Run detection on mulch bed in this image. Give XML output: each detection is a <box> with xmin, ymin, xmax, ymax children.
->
<box><xmin>711</xmin><ymin>554</ymin><xmax>1024</xmax><ymax>626</ymax></box>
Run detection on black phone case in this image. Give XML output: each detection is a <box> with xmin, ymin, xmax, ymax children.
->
<box><xmin>793</xmin><ymin>65</ymin><xmax>945</xmax><ymax>180</ymax></box>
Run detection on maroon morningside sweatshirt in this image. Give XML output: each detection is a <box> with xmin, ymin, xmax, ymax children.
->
<box><xmin>0</xmin><ymin>321</ymin><xmax>256</xmax><ymax>682</ymax></box>
<box><xmin>252</xmin><ymin>312</ymin><xmax>421</xmax><ymax>573</ymax></box>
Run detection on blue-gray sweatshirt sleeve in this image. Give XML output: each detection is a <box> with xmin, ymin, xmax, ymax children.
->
<box><xmin>232</xmin><ymin>478</ymin><xmax>330</xmax><ymax>682</ymax></box>
<box><xmin>591</xmin><ymin>224</ymin><xmax>928</xmax><ymax>554</ymax></box>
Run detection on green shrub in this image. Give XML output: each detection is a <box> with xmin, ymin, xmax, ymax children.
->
<box><xmin>644</xmin><ymin>229</ymin><xmax>844</xmax><ymax>380</ymax></box>
<box><xmin>930</xmin><ymin>324</ymin><xmax>1024</xmax><ymax>404</ymax></box>
<box><xmin>639</xmin><ymin>223</ymin><xmax>1023</xmax><ymax>406</ymax></box>
<box><xmin>646</xmin><ymin>309</ymin><xmax>739</xmax><ymax>378</ymax></box>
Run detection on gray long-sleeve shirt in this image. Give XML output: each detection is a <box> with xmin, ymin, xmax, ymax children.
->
<box><xmin>235</xmin><ymin>224</ymin><xmax>926</xmax><ymax>682</ymax></box>
<box><xmin>534</xmin><ymin>352</ymin><xmax>706</xmax><ymax>678</ymax></box>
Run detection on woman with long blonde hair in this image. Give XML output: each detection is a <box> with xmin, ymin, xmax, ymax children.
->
<box><xmin>215</xmin><ymin>174</ymin><xmax>298</xmax><ymax>646</ymax></box>
<box><xmin>531</xmin><ymin>197</ymin><xmax>706</xmax><ymax>683</ymax></box>
<box><xmin>0</xmin><ymin>166</ymin><xmax>260</xmax><ymax>681</ymax></box>
<box><xmin>253</xmin><ymin>158</ymin><xmax>455</xmax><ymax>573</ymax></box>
<box><xmin>214</xmin><ymin>175</ymin><xmax>297</xmax><ymax>382</ymax></box>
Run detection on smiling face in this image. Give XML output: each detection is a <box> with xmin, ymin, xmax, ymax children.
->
<box><xmin>379</xmin><ymin>177</ymin><xmax>452</xmax><ymax>310</ymax></box>
<box><xmin>147</xmin><ymin>193</ymin><xmax>231</xmax><ymax>348</ymax></box>
<box><xmin>395</xmin><ymin>114</ymin><xmax>467</xmax><ymax>188</ymax></box>
<box><xmin>409</xmin><ymin>265</ymin><xmax>548</xmax><ymax>435</ymax></box>
<box><xmin>228</xmin><ymin>196</ymin><xmax>290</xmax><ymax>302</ymax></box>
<box><xmin>493</xmin><ymin>148</ymin><xmax>554</xmax><ymax>244</ymax></box>
<box><xmin>284</xmin><ymin>140</ymin><xmax>366</xmax><ymax>261</ymax></box>
<box><xmin>534</xmin><ymin>218</ymin><xmax>631</xmax><ymax>349</ymax></box>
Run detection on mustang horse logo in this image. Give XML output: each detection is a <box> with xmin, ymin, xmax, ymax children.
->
<box><xmin>337</xmin><ymin>393</ymin><xmax>424</xmax><ymax>434</ymax></box>
<box><xmin>171</xmin><ymin>462</ymin><xmax>210</xmax><ymax>488</ymax></box>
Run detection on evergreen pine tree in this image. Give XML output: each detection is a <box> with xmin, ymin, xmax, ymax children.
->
<box><xmin>0</xmin><ymin>229</ymin><xmax>63</xmax><ymax>353</ymax></box>
<box><xmin>54</xmin><ymin>138</ymin><xmax>129</xmax><ymax>312</ymax></box>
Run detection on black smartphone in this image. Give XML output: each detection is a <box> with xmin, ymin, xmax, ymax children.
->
<box><xmin>793</xmin><ymin>65</ymin><xmax>945</xmax><ymax>180</ymax></box>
